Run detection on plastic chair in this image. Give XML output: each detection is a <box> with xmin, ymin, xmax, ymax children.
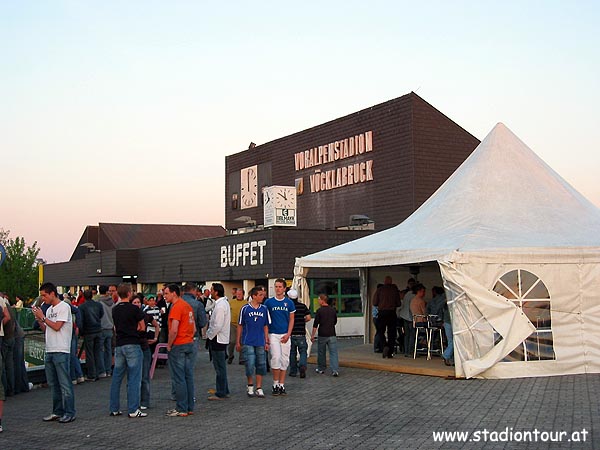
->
<box><xmin>427</xmin><ymin>314</ymin><xmax>445</xmax><ymax>360</ymax></box>
<box><xmin>149</xmin><ymin>343</ymin><xmax>169</xmax><ymax>379</ymax></box>
<box><xmin>413</xmin><ymin>315</ymin><xmax>429</xmax><ymax>359</ymax></box>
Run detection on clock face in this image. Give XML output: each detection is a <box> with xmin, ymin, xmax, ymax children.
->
<box><xmin>263</xmin><ymin>185</ymin><xmax>297</xmax><ymax>227</ymax></box>
<box><xmin>273</xmin><ymin>186</ymin><xmax>296</xmax><ymax>209</ymax></box>
<box><xmin>240</xmin><ymin>165</ymin><xmax>258</xmax><ymax>209</ymax></box>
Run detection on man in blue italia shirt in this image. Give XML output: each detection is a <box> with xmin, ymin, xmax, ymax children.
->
<box><xmin>263</xmin><ymin>279</ymin><xmax>295</xmax><ymax>396</ymax></box>
<box><xmin>236</xmin><ymin>286</ymin><xmax>270</xmax><ymax>398</ymax></box>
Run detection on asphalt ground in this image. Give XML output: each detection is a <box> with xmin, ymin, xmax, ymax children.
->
<box><xmin>1</xmin><ymin>339</ymin><xmax>598</xmax><ymax>449</ymax></box>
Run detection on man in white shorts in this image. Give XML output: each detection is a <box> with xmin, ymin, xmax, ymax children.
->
<box><xmin>263</xmin><ymin>279</ymin><xmax>295</xmax><ymax>396</ymax></box>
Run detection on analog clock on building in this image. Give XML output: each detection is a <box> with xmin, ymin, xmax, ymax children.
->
<box><xmin>263</xmin><ymin>185</ymin><xmax>297</xmax><ymax>227</ymax></box>
<box><xmin>240</xmin><ymin>165</ymin><xmax>258</xmax><ymax>209</ymax></box>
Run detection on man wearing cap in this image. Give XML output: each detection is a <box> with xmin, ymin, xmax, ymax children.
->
<box><xmin>287</xmin><ymin>289</ymin><xmax>311</xmax><ymax>379</ymax></box>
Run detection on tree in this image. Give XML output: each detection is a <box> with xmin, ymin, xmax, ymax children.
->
<box><xmin>0</xmin><ymin>228</ymin><xmax>42</xmax><ymax>301</ymax></box>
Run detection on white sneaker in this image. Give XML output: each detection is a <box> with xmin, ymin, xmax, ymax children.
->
<box><xmin>246</xmin><ymin>385</ymin><xmax>255</xmax><ymax>397</ymax></box>
<box><xmin>128</xmin><ymin>409</ymin><xmax>147</xmax><ymax>418</ymax></box>
<box><xmin>255</xmin><ymin>388</ymin><xmax>265</xmax><ymax>398</ymax></box>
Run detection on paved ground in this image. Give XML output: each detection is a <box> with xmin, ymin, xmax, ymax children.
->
<box><xmin>1</xmin><ymin>339</ymin><xmax>598</xmax><ymax>449</ymax></box>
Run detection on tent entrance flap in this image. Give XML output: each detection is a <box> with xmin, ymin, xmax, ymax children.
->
<box><xmin>293</xmin><ymin>260</ymin><xmax>310</xmax><ymax>308</ymax></box>
<box><xmin>439</xmin><ymin>261</ymin><xmax>536</xmax><ymax>378</ymax></box>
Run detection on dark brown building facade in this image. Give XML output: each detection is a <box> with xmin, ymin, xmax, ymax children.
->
<box><xmin>226</xmin><ymin>92</ymin><xmax>479</xmax><ymax>232</ymax></box>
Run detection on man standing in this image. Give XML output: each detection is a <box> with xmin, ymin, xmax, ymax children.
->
<box><xmin>228</xmin><ymin>288</ymin><xmax>246</xmax><ymax>364</ymax></box>
<box><xmin>398</xmin><ymin>278</ymin><xmax>416</xmax><ymax>357</ymax></box>
<box><xmin>1</xmin><ymin>295</ymin><xmax>15</xmax><ymax>397</ymax></box>
<box><xmin>372</xmin><ymin>276</ymin><xmax>401</xmax><ymax>358</ymax></box>
<box><xmin>311</xmin><ymin>294</ymin><xmax>339</xmax><ymax>376</ymax></box>
<box><xmin>78</xmin><ymin>289</ymin><xmax>104</xmax><ymax>381</ymax></box>
<box><xmin>165</xmin><ymin>284</ymin><xmax>196</xmax><ymax>417</ymax></box>
<box><xmin>264</xmin><ymin>278</ymin><xmax>295</xmax><ymax>396</ymax></box>
<box><xmin>287</xmin><ymin>289</ymin><xmax>311</xmax><ymax>379</ymax></box>
<box><xmin>236</xmin><ymin>286</ymin><xmax>270</xmax><ymax>398</ymax></box>
<box><xmin>206</xmin><ymin>283</ymin><xmax>230</xmax><ymax>400</ymax></box>
<box><xmin>32</xmin><ymin>282</ymin><xmax>76</xmax><ymax>423</ymax></box>
<box><xmin>109</xmin><ymin>283</ymin><xmax>146</xmax><ymax>418</ymax></box>
<box><xmin>131</xmin><ymin>296</ymin><xmax>159</xmax><ymax>411</ymax></box>
<box><xmin>97</xmin><ymin>285</ymin><xmax>115</xmax><ymax>377</ymax></box>
<box><xmin>181</xmin><ymin>283</ymin><xmax>207</xmax><ymax>354</ymax></box>
<box><xmin>143</xmin><ymin>295</ymin><xmax>161</xmax><ymax>355</ymax></box>
<box><xmin>108</xmin><ymin>284</ymin><xmax>119</xmax><ymax>304</ymax></box>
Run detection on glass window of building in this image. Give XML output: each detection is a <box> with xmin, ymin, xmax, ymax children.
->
<box><xmin>309</xmin><ymin>278</ymin><xmax>362</xmax><ymax>317</ymax></box>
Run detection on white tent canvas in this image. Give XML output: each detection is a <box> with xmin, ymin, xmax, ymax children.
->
<box><xmin>296</xmin><ymin>123</ymin><xmax>600</xmax><ymax>379</ymax></box>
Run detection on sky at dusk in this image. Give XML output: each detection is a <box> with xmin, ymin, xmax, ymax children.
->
<box><xmin>2</xmin><ymin>1</ymin><xmax>599</xmax><ymax>263</ymax></box>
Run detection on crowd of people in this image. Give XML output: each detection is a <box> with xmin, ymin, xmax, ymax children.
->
<box><xmin>372</xmin><ymin>276</ymin><xmax>454</xmax><ymax>366</ymax></box>
<box><xmin>0</xmin><ymin>276</ymin><xmax>454</xmax><ymax>433</ymax></box>
<box><xmin>4</xmin><ymin>277</ymin><xmax>337</xmax><ymax>430</ymax></box>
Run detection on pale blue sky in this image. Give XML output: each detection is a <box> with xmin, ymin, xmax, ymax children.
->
<box><xmin>1</xmin><ymin>1</ymin><xmax>599</xmax><ymax>262</ymax></box>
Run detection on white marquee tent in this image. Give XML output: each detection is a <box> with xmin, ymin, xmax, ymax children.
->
<box><xmin>295</xmin><ymin>123</ymin><xmax>600</xmax><ymax>379</ymax></box>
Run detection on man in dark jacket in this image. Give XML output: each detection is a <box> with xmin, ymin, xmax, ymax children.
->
<box><xmin>79</xmin><ymin>290</ymin><xmax>104</xmax><ymax>381</ymax></box>
<box><xmin>182</xmin><ymin>283</ymin><xmax>207</xmax><ymax>351</ymax></box>
<box><xmin>97</xmin><ymin>286</ymin><xmax>115</xmax><ymax>377</ymax></box>
<box><xmin>287</xmin><ymin>289</ymin><xmax>311</xmax><ymax>378</ymax></box>
<box><xmin>372</xmin><ymin>276</ymin><xmax>401</xmax><ymax>358</ymax></box>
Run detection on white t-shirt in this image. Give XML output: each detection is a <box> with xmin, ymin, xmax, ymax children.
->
<box><xmin>45</xmin><ymin>301</ymin><xmax>72</xmax><ymax>353</ymax></box>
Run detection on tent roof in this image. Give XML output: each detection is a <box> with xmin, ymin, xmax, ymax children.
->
<box><xmin>298</xmin><ymin>123</ymin><xmax>600</xmax><ymax>268</ymax></box>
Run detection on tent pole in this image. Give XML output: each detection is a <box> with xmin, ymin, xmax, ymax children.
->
<box><xmin>360</xmin><ymin>267</ymin><xmax>370</xmax><ymax>345</ymax></box>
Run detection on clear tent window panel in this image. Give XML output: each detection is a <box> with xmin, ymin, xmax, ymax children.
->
<box><xmin>494</xmin><ymin>269</ymin><xmax>556</xmax><ymax>362</ymax></box>
<box><xmin>444</xmin><ymin>278</ymin><xmax>499</xmax><ymax>362</ymax></box>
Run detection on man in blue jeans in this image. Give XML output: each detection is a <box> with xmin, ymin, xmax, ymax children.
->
<box><xmin>236</xmin><ymin>286</ymin><xmax>270</xmax><ymax>398</ymax></box>
<box><xmin>33</xmin><ymin>282</ymin><xmax>76</xmax><ymax>423</ymax></box>
<box><xmin>79</xmin><ymin>289</ymin><xmax>104</xmax><ymax>381</ymax></box>
<box><xmin>109</xmin><ymin>283</ymin><xmax>146</xmax><ymax>418</ymax></box>
<box><xmin>206</xmin><ymin>283</ymin><xmax>230</xmax><ymax>400</ymax></box>
<box><xmin>97</xmin><ymin>285</ymin><xmax>115</xmax><ymax>377</ymax></box>
<box><xmin>310</xmin><ymin>294</ymin><xmax>339</xmax><ymax>377</ymax></box>
<box><xmin>287</xmin><ymin>289</ymin><xmax>311</xmax><ymax>379</ymax></box>
<box><xmin>165</xmin><ymin>284</ymin><xmax>196</xmax><ymax>417</ymax></box>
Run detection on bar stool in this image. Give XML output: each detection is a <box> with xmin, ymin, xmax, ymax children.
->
<box><xmin>413</xmin><ymin>314</ymin><xmax>429</xmax><ymax>359</ymax></box>
<box><xmin>149</xmin><ymin>343</ymin><xmax>169</xmax><ymax>379</ymax></box>
<box><xmin>427</xmin><ymin>314</ymin><xmax>445</xmax><ymax>360</ymax></box>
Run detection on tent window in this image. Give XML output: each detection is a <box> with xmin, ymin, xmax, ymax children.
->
<box><xmin>493</xmin><ymin>269</ymin><xmax>555</xmax><ymax>362</ymax></box>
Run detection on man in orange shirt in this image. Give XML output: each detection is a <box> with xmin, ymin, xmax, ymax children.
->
<box><xmin>165</xmin><ymin>284</ymin><xmax>196</xmax><ymax>417</ymax></box>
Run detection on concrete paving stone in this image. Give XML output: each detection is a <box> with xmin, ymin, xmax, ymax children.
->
<box><xmin>1</xmin><ymin>343</ymin><xmax>598</xmax><ymax>449</ymax></box>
